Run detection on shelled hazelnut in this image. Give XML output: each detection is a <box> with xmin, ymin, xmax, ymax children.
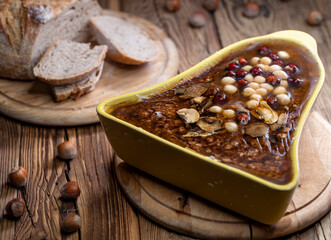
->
<box><xmin>60</xmin><ymin>181</ymin><xmax>81</xmax><ymax>201</ymax></box>
<box><xmin>165</xmin><ymin>0</ymin><xmax>180</xmax><ymax>12</ymax></box>
<box><xmin>57</xmin><ymin>141</ymin><xmax>77</xmax><ymax>160</ymax></box>
<box><xmin>8</xmin><ymin>166</ymin><xmax>28</xmax><ymax>188</ymax></box>
<box><xmin>243</xmin><ymin>1</ymin><xmax>259</xmax><ymax>18</ymax></box>
<box><xmin>189</xmin><ymin>12</ymin><xmax>206</xmax><ymax>28</ymax></box>
<box><xmin>203</xmin><ymin>0</ymin><xmax>219</xmax><ymax>12</ymax></box>
<box><xmin>61</xmin><ymin>212</ymin><xmax>81</xmax><ymax>233</ymax></box>
<box><xmin>307</xmin><ymin>10</ymin><xmax>323</xmax><ymax>26</ymax></box>
<box><xmin>4</xmin><ymin>198</ymin><xmax>26</xmax><ymax>219</ymax></box>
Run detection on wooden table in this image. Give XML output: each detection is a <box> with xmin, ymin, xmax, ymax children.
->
<box><xmin>1</xmin><ymin>0</ymin><xmax>330</xmax><ymax>239</ymax></box>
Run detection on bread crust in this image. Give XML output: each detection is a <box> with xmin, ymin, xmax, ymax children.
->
<box><xmin>0</xmin><ymin>0</ymin><xmax>102</xmax><ymax>80</ymax></box>
<box><xmin>52</xmin><ymin>62</ymin><xmax>104</xmax><ymax>101</ymax></box>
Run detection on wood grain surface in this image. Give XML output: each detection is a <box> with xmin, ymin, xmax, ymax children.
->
<box><xmin>114</xmin><ymin>111</ymin><xmax>331</xmax><ymax>239</ymax></box>
<box><xmin>0</xmin><ymin>10</ymin><xmax>179</xmax><ymax>126</ymax></box>
<box><xmin>1</xmin><ymin>0</ymin><xmax>331</xmax><ymax>239</ymax></box>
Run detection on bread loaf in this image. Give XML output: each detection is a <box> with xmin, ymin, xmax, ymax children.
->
<box><xmin>0</xmin><ymin>0</ymin><xmax>102</xmax><ymax>80</ymax></box>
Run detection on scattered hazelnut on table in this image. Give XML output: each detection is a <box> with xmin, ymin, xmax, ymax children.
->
<box><xmin>307</xmin><ymin>10</ymin><xmax>323</xmax><ymax>26</ymax></box>
<box><xmin>4</xmin><ymin>198</ymin><xmax>26</xmax><ymax>219</ymax></box>
<box><xmin>165</xmin><ymin>0</ymin><xmax>180</xmax><ymax>12</ymax></box>
<box><xmin>60</xmin><ymin>181</ymin><xmax>81</xmax><ymax>201</ymax></box>
<box><xmin>57</xmin><ymin>141</ymin><xmax>77</xmax><ymax>160</ymax></box>
<box><xmin>243</xmin><ymin>1</ymin><xmax>259</xmax><ymax>18</ymax></box>
<box><xmin>189</xmin><ymin>12</ymin><xmax>207</xmax><ymax>28</ymax></box>
<box><xmin>8</xmin><ymin>166</ymin><xmax>28</xmax><ymax>188</ymax></box>
<box><xmin>61</xmin><ymin>212</ymin><xmax>81</xmax><ymax>233</ymax></box>
<box><xmin>203</xmin><ymin>0</ymin><xmax>219</xmax><ymax>12</ymax></box>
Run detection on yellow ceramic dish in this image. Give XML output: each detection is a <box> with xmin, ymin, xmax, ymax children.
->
<box><xmin>97</xmin><ymin>30</ymin><xmax>325</xmax><ymax>224</ymax></box>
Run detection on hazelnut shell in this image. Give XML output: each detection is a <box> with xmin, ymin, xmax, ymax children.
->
<box><xmin>57</xmin><ymin>141</ymin><xmax>77</xmax><ymax>160</ymax></box>
<box><xmin>61</xmin><ymin>213</ymin><xmax>81</xmax><ymax>233</ymax></box>
<box><xmin>8</xmin><ymin>166</ymin><xmax>28</xmax><ymax>188</ymax></box>
<box><xmin>189</xmin><ymin>12</ymin><xmax>206</xmax><ymax>28</ymax></box>
<box><xmin>243</xmin><ymin>1</ymin><xmax>259</xmax><ymax>18</ymax></box>
<box><xmin>203</xmin><ymin>0</ymin><xmax>219</xmax><ymax>12</ymax></box>
<box><xmin>60</xmin><ymin>181</ymin><xmax>81</xmax><ymax>201</ymax></box>
<box><xmin>307</xmin><ymin>11</ymin><xmax>323</xmax><ymax>26</ymax></box>
<box><xmin>165</xmin><ymin>0</ymin><xmax>180</xmax><ymax>12</ymax></box>
<box><xmin>4</xmin><ymin>198</ymin><xmax>26</xmax><ymax>219</ymax></box>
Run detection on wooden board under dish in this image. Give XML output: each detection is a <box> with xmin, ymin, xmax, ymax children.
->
<box><xmin>115</xmin><ymin>111</ymin><xmax>331</xmax><ymax>239</ymax></box>
<box><xmin>0</xmin><ymin>10</ymin><xmax>179</xmax><ymax>126</ymax></box>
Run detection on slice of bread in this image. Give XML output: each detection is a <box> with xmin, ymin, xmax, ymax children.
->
<box><xmin>33</xmin><ymin>40</ymin><xmax>108</xmax><ymax>85</ymax></box>
<box><xmin>90</xmin><ymin>15</ymin><xmax>160</xmax><ymax>65</ymax></box>
<box><xmin>52</xmin><ymin>62</ymin><xmax>104</xmax><ymax>102</ymax></box>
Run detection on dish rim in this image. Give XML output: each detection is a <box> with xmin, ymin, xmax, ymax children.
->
<box><xmin>97</xmin><ymin>30</ymin><xmax>325</xmax><ymax>190</ymax></box>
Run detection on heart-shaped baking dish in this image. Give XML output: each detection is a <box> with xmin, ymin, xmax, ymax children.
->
<box><xmin>97</xmin><ymin>30</ymin><xmax>325</xmax><ymax>224</ymax></box>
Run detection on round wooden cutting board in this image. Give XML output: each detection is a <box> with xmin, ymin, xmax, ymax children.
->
<box><xmin>0</xmin><ymin>10</ymin><xmax>178</xmax><ymax>126</ymax></box>
<box><xmin>115</xmin><ymin>111</ymin><xmax>331</xmax><ymax>239</ymax></box>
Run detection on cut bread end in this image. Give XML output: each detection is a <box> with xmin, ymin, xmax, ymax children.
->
<box><xmin>52</xmin><ymin>62</ymin><xmax>104</xmax><ymax>101</ymax></box>
<box><xmin>33</xmin><ymin>40</ymin><xmax>107</xmax><ymax>85</ymax></box>
<box><xmin>89</xmin><ymin>15</ymin><xmax>160</xmax><ymax>65</ymax></box>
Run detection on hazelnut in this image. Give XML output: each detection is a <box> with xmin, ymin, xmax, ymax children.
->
<box><xmin>220</xmin><ymin>76</ymin><xmax>236</xmax><ymax>86</ymax></box>
<box><xmin>276</xmin><ymin>94</ymin><xmax>291</xmax><ymax>106</ymax></box>
<box><xmin>248</xmin><ymin>82</ymin><xmax>260</xmax><ymax>90</ymax></box>
<box><xmin>4</xmin><ymin>198</ymin><xmax>26</xmax><ymax>219</ymax></box>
<box><xmin>60</xmin><ymin>181</ymin><xmax>81</xmax><ymax>201</ymax></box>
<box><xmin>251</xmin><ymin>57</ymin><xmax>260</xmax><ymax>65</ymax></box>
<box><xmin>277</xmin><ymin>51</ymin><xmax>289</xmax><ymax>59</ymax></box>
<box><xmin>208</xmin><ymin>105</ymin><xmax>222</xmax><ymax>113</ymax></box>
<box><xmin>57</xmin><ymin>141</ymin><xmax>77</xmax><ymax>160</ymax></box>
<box><xmin>241</xmin><ymin>65</ymin><xmax>253</xmax><ymax>72</ymax></box>
<box><xmin>307</xmin><ymin>10</ymin><xmax>323</xmax><ymax>26</ymax></box>
<box><xmin>256</xmin><ymin>88</ymin><xmax>268</xmax><ymax>97</ymax></box>
<box><xmin>224</xmin><ymin>85</ymin><xmax>238</xmax><ymax>95</ymax></box>
<box><xmin>242</xmin><ymin>87</ymin><xmax>256</xmax><ymax>97</ymax></box>
<box><xmin>246</xmin><ymin>100</ymin><xmax>259</xmax><ymax>110</ymax></box>
<box><xmin>244</xmin><ymin>73</ymin><xmax>254</xmax><ymax>82</ymax></box>
<box><xmin>223</xmin><ymin>109</ymin><xmax>236</xmax><ymax>119</ymax></box>
<box><xmin>8</xmin><ymin>166</ymin><xmax>28</xmax><ymax>188</ymax></box>
<box><xmin>189</xmin><ymin>12</ymin><xmax>206</xmax><ymax>28</ymax></box>
<box><xmin>165</xmin><ymin>0</ymin><xmax>180</xmax><ymax>12</ymax></box>
<box><xmin>61</xmin><ymin>213</ymin><xmax>81</xmax><ymax>233</ymax></box>
<box><xmin>224</xmin><ymin>122</ymin><xmax>238</xmax><ymax>133</ymax></box>
<box><xmin>203</xmin><ymin>0</ymin><xmax>219</xmax><ymax>12</ymax></box>
<box><xmin>243</xmin><ymin>1</ymin><xmax>259</xmax><ymax>18</ymax></box>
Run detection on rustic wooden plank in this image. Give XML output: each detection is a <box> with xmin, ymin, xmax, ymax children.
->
<box><xmin>0</xmin><ymin>116</ymin><xmax>21</xmax><ymax>240</ymax></box>
<box><xmin>66</xmin><ymin>125</ymin><xmax>140</xmax><ymax>240</ymax></box>
<box><xmin>99</xmin><ymin>0</ymin><xmax>120</xmax><ymax>11</ymax></box>
<box><xmin>120</xmin><ymin>0</ymin><xmax>221</xmax><ymax>72</ymax></box>
<box><xmin>138</xmin><ymin>215</ymin><xmax>194</xmax><ymax>240</ymax></box>
<box><xmin>13</xmin><ymin>125</ymin><xmax>72</xmax><ymax>240</ymax></box>
<box><xmin>319</xmin><ymin>212</ymin><xmax>331</xmax><ymax>239</ymax></box>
